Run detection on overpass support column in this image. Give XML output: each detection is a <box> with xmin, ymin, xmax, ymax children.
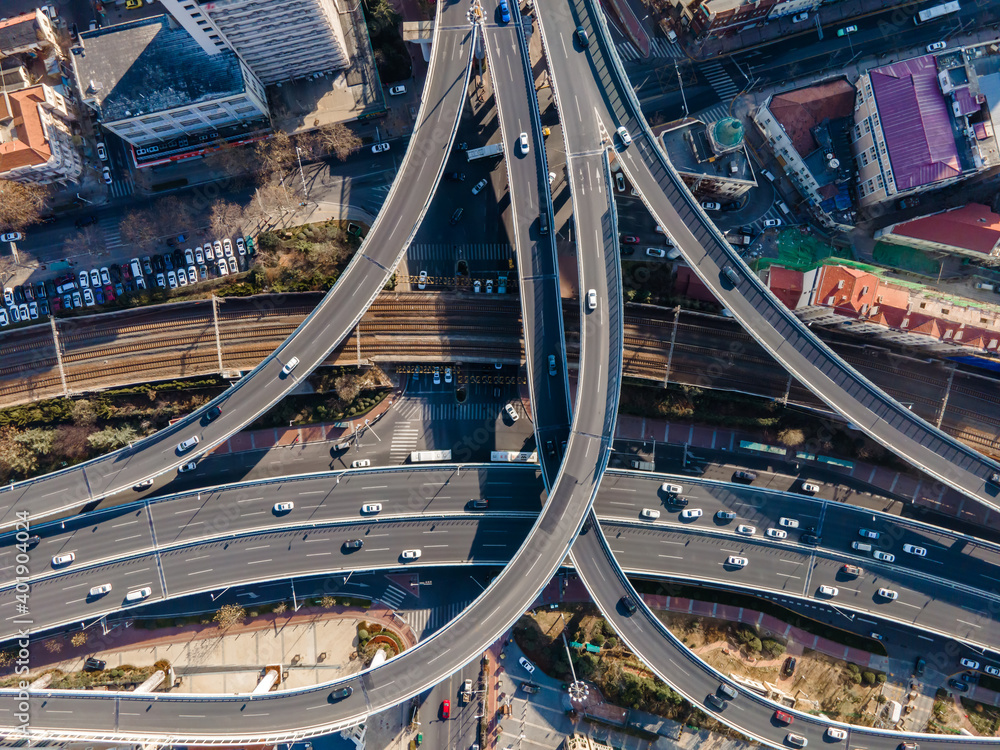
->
<box><xmin>211</xmin><ymin>295</ymin><xmax>224</xmax><ymax>373</ymax></box>
<box><xmin>663</xmin><ymin>306</ymin><xmax>681</xmax><ymax>388</ymax></box>
<box><xmin>50</xmin><ymin>316</ymin><xmax>68</xmax><ymax>397</ymax></box>
<box><xmin>936</xmin><ymin>365</ymin><xmax>956</xmax><ymax>429</ymax></box>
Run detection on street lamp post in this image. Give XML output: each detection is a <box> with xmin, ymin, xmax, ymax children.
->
<box><xmin>294</xmin><ymin>147</ymin><xmax>309</xmax><ymax>202</ymax></box>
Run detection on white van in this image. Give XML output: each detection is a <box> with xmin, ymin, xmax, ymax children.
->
<box><xmin>975</xmin><ymin>282</ymin><xmax>995</xmax><ymax>291</ymax></box>
<box><xmin>130</xmin><ymin>258</ymin><xmax>143</xmax><ymax>279</ymax></box>
<box><xmin>851</xmin><ymin>541</ymin><xmax>872</xmax><ymax>552</ymax></box>
<box><xmin>126</xmin><ymin>587</ymin><xmax>152</xmax><ymax>602</ymax></box>
<box><xmin>777</xmin><ymin>201</ymin><xmax>791</xmax><ymax>215</ymax></box>
<box><xmin>89</xmin><ymin>583</ymin><xmax>112</xmax><ymax>597</ymax></box>
<box><xmin>176</xmin><ymin>435</ymin><xmax>200</xmax><ymax>453</ymax></box>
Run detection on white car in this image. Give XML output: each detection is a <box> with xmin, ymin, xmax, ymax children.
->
<box><xmin>701</xmin><ymin>201</ymin><xmax>721</xmax><ymax>211</ymax></box>
<box><xmin>228</xmin><ymin>256</ymin><xmax>238</xmax><ymax>274</ymax></box>
<box><xmin>401</xmin><ymin>549</ymin><xmax>421</xmax><ymax>560</ymax></box>
<box><xmin>100</xmin><ymin>267</ymin><xmax>111</xmax><ymax>285</ymax></box>
<box><xmin>519</xmin><ymin>657</ymin><xmax>535</xmax><ymax>674</ymax></box>
<box><xmin>765</xmin><ymin>528</ymin><xmax>787</xmax><ymax>539</ymax></box>
<box><xmin>791</xmin><ymin>11</ymin><xmax>809</xmax><ymax>22</ymax></box>
<box><xmin>188</xmin><ymin>267</ymin><xmax>198</xmax><ymax>284</ymax></box>
<box><xmin>176</xmin><ymin>435</ymin><xmax>200</xmax><ymax>453</ymax></box>
<box><xmin>126</xmin><ymin>587</ymin><xmax>152</xmax><ymax>602</ymax></box>
<box><xmin>223</xmin><ymin>239</ymin><xmax>233</xmax><ymax>257</ymax></box>
<box><xmin>90</xmin><ymin>268</ymin><xmax>101</xmax><ymax>287</ymax></box>
<box><xmin>82</xmin><ymin>288</ymin><xmax>95</xmax><ymax>307</ymax></box>
<box><xmin>587</xmin><ymin>289</ymin><xmax>597</xmax><ymax>310</ymax></box>
<box><xmin>213</xmin><ymin>239</ymin><xmax>223</xmax><ymax>257</ymax></box>
<box><xmin>826</xmin><ymin>728</ymin><xmax>846</xmax><ymax>741</ymax></box>
<box><xmin>681</xmin><ymin>509</ymin><xmax>702</xmax><ymax>520</ymax></box>
<box><xmin>102</xmin><ymin>167</ymin><xmax>113</xmax><ymax>184</ymax></box>
<box><xmin>389</xmin><ymin>84</ymin><xmax>407</xmax><ymax>95</ymax></box>
<box><xmin>902</xmin><ymin>543</ymin><xmax>927</xmax><ymax>557</ymax></box>
<box><xmin>984</xmin><ymin>665</ymin><xmax>1000</xmax><ymax>676</ymax></box>
<box><xmin>818</xmin><ymin>585</ymin><xmax>839</xmax><ymax>597</ymax></box>
<box><xmin>736</xmin><ymin>524</ymin><xmax>756</xmax><ymax>536</ymax></box>
<box><xmin>801</xmin><ymin>482</ymin><xmax>820</xmax><ymax>494</ymax></box>
<box><xmin>273</xmin><ymin>501</ymin><xmax>294</xmax><ymax>513</ymax></box>
<box><xmin>418</xmin><ymin>270</ymin><xmax>428</xmax><ymax>290</ymax></box>
<box><xmin>0</xmin><ymin>309</ymin><xmax>7</xmax><ymax>327</ymax></box>
<box><xmin>779</xmin><ymin>517</ymin><xmax>799</xmax><ymax>528</ymax></box>
<box><xmin>433</xmin><ymin>367</ymin><xmax>441</xmax><ymax>385</ymax></box>
<box><xmin>960</xmin><ymin>658</ymin><xmax>980</xmax><ymax>670</ymax></box>
<box><xmin>52</xmin><ymin>553</ymin><xmax>75</xmax><ymax>567</ymax></box>
<box><xmin>763</xmin><ymin>218</ymin><xmax>781</xmax><ymax>227</ymax></box>
<box><xmin>372</xmin><ymin>142</ymin><xmax>390</xmax><ymax>154</ymax></box>
<box><xmin>616</xmin><ymin>126</ymin><xmax>631</xmax><ymax>146</ymax></box>
<box><xmin>195</xmin><ymin>247</ymin><xmax>204</xmax><ymax>264</ymax></box>
<box><xmin>0</xmin><ymin>233</ymin><xmax>19</xmax><ymax>243</ymax></box>
<box><xmin>927</xmin><ymin>41</ymin><xmax>947</xmax><ymax>52</ymax></box>
<box><xmin>96</xmin><ymin>142</ymin><xmax>107</xmax><ymax>160</ymax></box>
<box><xmin>726</xmin><ymin>556</ymin><xmax>748</xmax><ymax>568</ymax></box>
<box><xmin>472</xmin><ymin>178</ymin><xmax>488</xmax><ymax>195</ymax></box>
<box><xmin>184</xmin><ymin>248</ymin><xmax>195</xmax><ymax>265</ymax></box>
<box><xmin>351</xmin><ymin>459</ymin><xmax>371</xmax><ymax>469</ymax></box>
<box><xmin>236</xmin><ymin>237</ymin><xmax>246</xmax><ymax>256</ymax></box>
<box><xmin>282</xmin><ymin>356</ymin><xmax>300</xmax><ymax>375</ymax></box>
<box><xmin>873</xmin><ymin>550</ymin><xmax>894</xmax><ymax>562</ymax></box>
<box><xmin>518</xmin><ymin>132</ymin><xmax>529</xmax><ymax>155</ymax></box>
<box><xmin>2</xmin><ymin>288</ymin><xmax>12</xmax><ymax>306</ymax></box>
<box><xmin>661</xmin><ymin>483</ymin><xmax>682</xmax><ymax>495</ymax></box>
<box><xmin>89</xmin><ymin>583</ymin><xmax>112</xmax><ymax>597</ymax></box>
<box><xmin>645</xmin><ymin>247</ymin><xmax>666</xmax><ymax>258</ymax></box>
<box><xmin>218</xmin><ymin>260</ymin><xmax>229</xmax><ymax>276</ymax></box>
<box><xmin>79</xmin><ymin>270</ymin><xmax>89</xmax><ymax>288</ymax></box>
<box><xmin>716</xmin><ymin>510</ymin><xmax>736</xmax><ymax>520</ymax></box>
<box><xmin>177</xmin><ymin>270</ymin><xmax>188</xmax><ymax>287</ymax></box>
<box><xmin>504</xmin><ymin>404</ymin><xmax>519</xmax><ymax>422</ymax></box>
<box><xmin>444</xmin><ymin>367</ymin><xmax>452</xmax><ymax>384</ymax></box>
<box><xmin>474</xmin><ymin>280</ymin><xmax>481</xmax><ymax>293</ymax></box>
<box><xmin>167</xmin><ymin>270</ymin><xmax>178</xmax><ymax>289</ymax></box>
<box><xmin>640</xmin><ymin>508</ymin><xmax>661</xmax><ymax>520</ymax></box>
<box><xmin>877</xmin><ymin>587</ymin><xmax>898</xmax><ymax>600</ymax></box>
<box><xmin>362</xmin><ymin>503</ymin><xmax>382</xmax><ymax>514</ymax></box>
<box><xmin>205</xmin><ymin>243</ymin><xmax>215</xmax><ymax>261</ymax></box>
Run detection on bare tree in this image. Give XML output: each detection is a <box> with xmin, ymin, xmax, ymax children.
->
<box><xmin>119</xmin><ymin>210</ymin><xmax>159</xmax><ymax>249</ymax></box>
<box><xmin>0</xmin><ymin>180</ymin><xmax>47</xmax><ymax>231</ymax></box>
<box><xmin>246</xmin><ymin>182</ymin><xmax>296</xmax><ymax>224</ymax></box>
<box><xmin>203</xmin><ymin>139</ymin><xmax>259</xmax><ymax>187</ymax></box>
<box><xmin>318</xmin><ymin>123</ymin><xmax>362</xmax><ymax>162</ymax></box>
<box><xmin>153</xmin><ymin>195</ymin><xmax>198</xmax><ymax>237</ymax></box>
<box><xmin>209</xmin><ymin>199</ymin><xmax>245</xmax><ymax>237</ymax></box>
<box><xmin>254</xmin><ymin>131</ymin><xmax>295</xmax><ymax>178</ymax></box>
<box><xmin>213</xmin><ymin>603</ymin><xmax>247</xmax><ymax>630</ymax></box>
<box><xmin>60</xmin><ymin>225</ymin><xmax>103</xmax><ymax>260</ymax></box>
<box><xmin>293</xmin><ymin>130</ymin><xmax>325</xmax><ymax>161</ymax></box>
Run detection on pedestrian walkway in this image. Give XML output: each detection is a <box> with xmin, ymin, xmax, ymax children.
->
<box><xmin>107</xmin><ymin>172</ymin><xmax>135</xmax><ymax>200</ymax></box>
<box><xmin>407</xmin><ymin>243</ymin><xmax>513</xmax><ymax>262</ymax></box>
<box><xmin>99</xmin><ymin>215</ymin><xmax>125</xmax><ymax>253</ymax></box>
<box><xmin>690</xmin><ymin>101</ymin><xmax>731</xmax><ymax>124</ymax></box>
<box><xmin>395</xmin><ymin>400</ymin><xmax>506</xmax><ymax>422</ymax></box>
<box><xmin>399</xmin><ymin>600</ymin><xmax>473</xmax><ymax>638</ymax></box>
<box><xmin>699</xmin><ymin>61</ymin><xmax>740</xmax><ymax>100</ymax></box>
<box><xmin>616</xmin><ymin>37</ymin><xmax>682</xmax><ymax>62</ymax></box>
<box><xmin>388</xmin><ymin>420</ymin><xmax>420</xmax><ymax>462</ymax></box>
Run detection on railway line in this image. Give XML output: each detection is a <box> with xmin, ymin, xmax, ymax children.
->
<box><xmin>0</xmin><ymin>293</ymin><xmax>997</xmax><ymax>454</ymax></box>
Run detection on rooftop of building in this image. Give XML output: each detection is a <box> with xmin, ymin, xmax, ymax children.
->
<box><xmin>73</xmin><ymin>14</ymin><xmax>247</xmax><ymax>122</ymax></box>
<box><xmin>888</xmin><ymin>203</ymin><xmax>1000</xmax><ymax>256</ymax></box>
<box><xmin>0</xmin><ymin>11</ymin><xmax>46</xmax><ymax>55</ymax></box>
<box><xmin>870</xmin><ymin>55</ymin><xmax>962</xmax><ymax>191</ymax></box>
<box><xmin>658</xmin><ymin>117</ymin><xmax>755</xmax><ymax>184</ymax></box>
<box><xmin>767</xmin><ymin>79</ymin><xmax>855</xmax><ymax>157</ymax></box>
<box><xmin>0</xmin><ymin>86</ymin><xmax>52</xmax><ymax>173</ymax></box>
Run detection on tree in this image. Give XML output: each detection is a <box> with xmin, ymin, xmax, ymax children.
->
<box><xmin>254</xmin><ymin>131</ymin><xmax>295</xmax><ymax>178</ymax></box>
<box><xmin>203</xmin><ymin>139</ymin><xmax>258</xmax><ymax>186</ymax></box>
<box><xmin>153</xmin><ymin>195</ymin><xmax>198</xmax><ymax>236</ymax></box>
<box><xmin>0</xmin><ymin>180</ymin><xmax>47</xmax><ymax>231</ymax></box>
<box><xmin>320</xmin><ymin>595</ymin><xmax>337</xmax><ymax>608</ymax></box>
<box><xmin>71</xmin><ymin>399</ymin><xmax>97</xmax><ymax>427</ymax></box>
<box><xmin>761</xmin><ymin>639</ymin><xmax>786</xmax><ymax>659</ymax></box>
<box><xmin>861</xmin><ymin>671</ymin><xmax>876</xmax><ymax>686</ymax></box>
<box><xmin>87</xmin><ymin>425</ymin><xmax>139</xmax><ymax>452</ymax></box>
<box><xmin>334</xmin><ymin>371</ymin><xmax>369</xmax><ymax>404</ymax></box>
<box><xmin>61</xmin><ymin>226</ymin><xmax>103</xmax><ymax>260</ymax></box>
<box><xmin>209</xmin><ymin>199</ymin><xmax>245</xmax><ymax>237</ymax></box>
<box><xmin>119</xmin><ymin>210</ymin><xmax>159</xmax><ymax>249</ymax></box>
<box><xmin>71</xmin><ymin>632</ymin><xmax>87</xmax><ymax>647</ymax></box>
<box><xmin>246</xmin><ymin>184</ymin><xmax>296</xmax><ymax>225</ymax></box>
<box><xmin>214</xmin><ymin>603</ymin><xmax>247</xmax><ymax>629</ymax></box>
<box><xmin>317</xmin><ymin>123</ymin><xmax>362</xmax><ymax>162</ymax></box>
<box><xmin>273</xmin><ymin>602</ymin><xmax>288</xmax><ymax>614</ymax></box>
<box><xmin>778</xmin><ymin>428</ymin><xmax>806</xmax><ymax>447</ymax></box>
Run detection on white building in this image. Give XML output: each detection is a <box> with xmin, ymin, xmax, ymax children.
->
<box><xmin>71</xmin><ymin>15</ymin><xmax>269</xmax><ymax>148</ymax></box>
<box><xmin>157</xmin><ymin>0</ymin><xmax>351</xmax><ymax>85</ymax></box>
<box><xmin>0</xmin><ymin>84</ymin><xmax>82</xmax><ymax>185</ymax></box>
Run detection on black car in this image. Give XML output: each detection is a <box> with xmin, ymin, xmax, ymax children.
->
<box><xmin>12</xmin><ymin>286</ymin><xmax>24</xmax><ymax>303</ymax></box>
<box><xmin>343</xmin><ymin>539</ymin><xmax>364</xmax><ymax>551</ymax></box>
<box><xmin>445</xmin><ymin>171</ymin><xmax>466</xmax><ymax>181</ymax></box>
<box><xmin>545</xmin><ymin>440</ymin><xmax>556</xmax><ymax>457</ymax></box>
<box><xmin>154</xmin><ymin>254</ymin><xmax>166</xmax><ymax>272</ymax></box>
<box><xmin>75</xmin><ymin>214</ymin><xmax>98</xmax><ymax>228</ymax></box>
<box><xmin>203</xmin><ymin>405</ymin><xmax>222</xmax><ymax>423</ymax></box>
<box><xmin>914</xmin><ymin>657</ymin><xmax>925</xmax><ymax>676</ymax></box>
<box><xmin>84</xmin><ymin>657</ymin><xmax>107</xmax><ymax>671</ymax></box>
<box><xmin>948</xmin><ymin>679</ymin><xmax>969</xmax><ymax>693</ymax></box>
<box><xmin>800</xmin><ymin>534</ymin><xmax>821</xmax><ymax>545</ymax></box>
<box><xmin>329</xmin><ymin>686</ymin><xmax>353</xmax><ymax>702</ymax></box>
<box><xmin>733</xmin><ymin>470</ymin><xmax>757</xmax><ymax>484</ymax></box>
<box><xmin>35</xmin><ymin>282</ymin><xmax>47</xmax><ymax>299</ymax></box>
<box><xmin>468</xmin><ymin>499</ymin><xmax>489</xmax><ymax>510</ymax></box>
<box><xmin>44</xmin><ymin>279</ymin><xmax>56</xmax><ymax>298</ymax></box>
<box><xmin>450</xmin><ymin>208</ymin><xmax>464</xmax><ymax>225</ymax></box>
<box><xmin>783</xmin><ymin>656</ymin><xmax>796</xmax><ymax>676</ymax></box>
<box><xmin>705</xmin><ymin>694</ymin><xmax>727</xmax><ymax>711</ymax></box>
<box><xmin>667</xmin><ymin>495</ymin><xmax>689</xmax><ymax>508</ymax></box>
<box><xmin>24</xmin><ymin>535</ymin><xmax>40</xmax><ymax>548</ymax></box>
<box><xmin>620</xmin><ymin>595</ymin><xmax>638</xmax><ymax>615</ymax></box>
<box><xmin>619</xmin><ymin>246</ymin><xmax>635</xmax><ymax>256</ymax></box>
<box><xmin>575</xmin><ymin>25</ymin><xmax>590</xmax><ymax>46</ymax></box>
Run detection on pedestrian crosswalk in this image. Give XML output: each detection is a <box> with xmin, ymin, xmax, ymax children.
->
<box><xmin>380</xmin><ymin>584</ymin><xmax>409</xmax><ymax>609</ymax></box>
<box><xmin>107</xmin><ymin>172</ymin><xmax>135</xmax><ymax>200</ymax></box>
<box><xmin>700</xmin><ymin>61</ymin><xmax>740</xmax><ymax>101</ymax></box>
<box><xmin>406</xmin><ymin>244</ymin><xmax>513</xmax><ymax>262</ymax></box>
<box><xmin>691</xmin><ymin>102</ymin><xmax>731</xmax><ymax>124</ymax></box>
<box><xmin>389</xmin><ymin>421</ymin><xmax>420</xmax><ymax>462</ymax></box>
<box><xmin>400</xmin><ymin>600</ymin><xmax>473</xmax><ymax>638</ymax></box>
<box><xmin>99</xmin><ymin>216</ymin><xmax>125</xmax><ymax>251</ymax></box>
<box><xmin>395</xmin><ymin>401</ymin><xmax>512</xmax><ymax>422</ymax></box>
<box><xmin>616</xmin><ymin>37</ymin><xmax>683</xmax><ymax>62</ymax></box>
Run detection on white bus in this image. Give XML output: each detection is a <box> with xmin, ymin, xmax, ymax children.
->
<box><xmin>914</xmin><ymin>1</ymin><xmax>959</xmax><ymax>23</ymax></box>
<box><xmin>409</xmin><ymin>450</ymin><xmax>452</xmax><ymax>463</ymax></box>
<box><xmin>491</xmin><ymin>450</ymin><xmax>539</xmax><ymax>463</ymax></box>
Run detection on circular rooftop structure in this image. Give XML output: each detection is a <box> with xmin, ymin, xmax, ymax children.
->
<box><xmin>713</xmin><ymin>117</ymin><xmax>744</xmax><ymax>148</ymax></box>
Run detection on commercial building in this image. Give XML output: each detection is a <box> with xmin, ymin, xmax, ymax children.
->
<box><xmin>852</xmin><ymin>52</ymin><xmax>1000</xmax><ymax>209</ymax></box>
<box><xmin>766</xmin><ymin>263</ymin><xmax>1000</xmax><ymax>354</ymax></box>
<box><xmin>875</xmin><ymin>203</ymin><xmax>1000</xmax><ymax>264</ymax></box>
<box><xmin>0</xmin><ymin>10</ymin><xmax>59</xmax><ymax>58</ymax></box>
<box><xmin>676</xmin><ymin>0</ymin><xmax>819</xmax><ymax>38</ymax></box>
<box><xmin>71</xmin><ymin>15</ymin><xmax>269</xmax><ymax>149</ymax></box>
<box><xmin>753</xmin><ymin>79</ymin><xmax>856</xmax><ymax>228</ymax></box>
<box><xmin>156</xmin><ymin>0</ymin><xmax>350</xmax><ymax>85</ymax></box>
<box><xmin>658</xmin><ymin>116</ymin><xmax>757</xmax><ymax>201</ymax></box>
<box><xmin>0</xmin><ymin>84</ymin><xmax>82</xmax><ymax>185</ymax></box>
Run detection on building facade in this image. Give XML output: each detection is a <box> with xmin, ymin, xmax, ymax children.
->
<box><xmin>0</xmin><ymin>84</ymin><xmax>82</xmax><ymax>185</ymax></box>
<box><xmin>72</xmin><ymin>15</ymin><xmax>269</xmax><ymax>148</ymax></box>
<box><xmin>0</xmin><ymin>10</ymin><xmax>59</xmax><ymax>58</ymax></box>
<box><xmin>874</xmin><ymin>203</ymin><xmax>1000</xmax><ymax>263</ymax></box>
<box><xmin>658</xmin><ymin>117</ymin><xmax>757</xmax><ymax>200</ymax></box>
<box><xmin>157</xmin><ymin>0</ymin><xmax>350</xmax><ymax>85</ymax></box>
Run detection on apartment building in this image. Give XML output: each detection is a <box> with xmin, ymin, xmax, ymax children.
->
<box><xmin>157</xmin><ymin>0</ymin><xmax>350</xmax><ymax>85</ymax></box>
<box><xmin>676</xmin><ymin>0</ymin><xmax>820</xmax><ymax>38</ymax></box>
<box><xmin>72</xmin><ymin>15</ymin><xmax>269</xmax><ymax>148</ymax></box>
<box><xmin>0</xmin><ymin>84</ymin><xmax>82</xmax><ymax>185</ymax></box>
<box><xmin>0</xmin><ymin>10</ymin><xmax>59</xmax><ymax>58</ymax></box>
<box><xmin>658</xmin><ymin>117</ymin><xmax>757</xmax><ymax>200</ymax></box>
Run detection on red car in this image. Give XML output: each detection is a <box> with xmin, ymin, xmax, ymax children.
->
<box><xmin>619</xmin><ymin>234</ymin><xmax>640</xmax><ymax>244</ymax></box>
<box><xmin>775</xmin><ymin>710</ymin><xmax>793</xmax><ymax>724</ymax></box>
<box><xmin>441</xmin><ymin>699</ymin><xmax>450</xmax><ymax>719</ymax></box>
<box><xmin>104</xmin><ymin>284</ymin><xmax>116</xmax><ymax>302</ymax></box>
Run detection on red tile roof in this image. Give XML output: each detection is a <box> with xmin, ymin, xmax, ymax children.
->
<box><xmin>890</xmin><ymin>203</ymin><xmax>1000</xmax><ymax>256</ymax></box>
<box><xmin>767</xmin><ymin>266</ymin><xmax>804</xmax><ymax>309</ymax></box>
<box><xmin>0</xmin><ymin>87</ymin><xmax>52</xmax><ymax>173</ymax></box>
<box><xmin>767</xmin><ymin>79</ymin><xmax>856</xmax><ymax>156</ymax></box>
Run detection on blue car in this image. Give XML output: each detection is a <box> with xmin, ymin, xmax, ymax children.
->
<box><xmin>499</xmin><ymin>0</ymin><xmax>510</xmax><ymax>23</ymax></box>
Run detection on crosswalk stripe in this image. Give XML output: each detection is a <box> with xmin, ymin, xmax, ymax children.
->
<box><xmin>701</xmin><ymin>61</ymin><xmax>740</xmax><ymax>100</ymax></box>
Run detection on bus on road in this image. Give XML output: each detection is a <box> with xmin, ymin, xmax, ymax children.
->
<box><xmin>914</xmin><ymin>1</ymin><xmax>959</xmax><ymax>23</ymax></box>
<box><xmin>410</xmin><ymin>450</ymin><xmax>452</xmax><ymax>463</ymax></box>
